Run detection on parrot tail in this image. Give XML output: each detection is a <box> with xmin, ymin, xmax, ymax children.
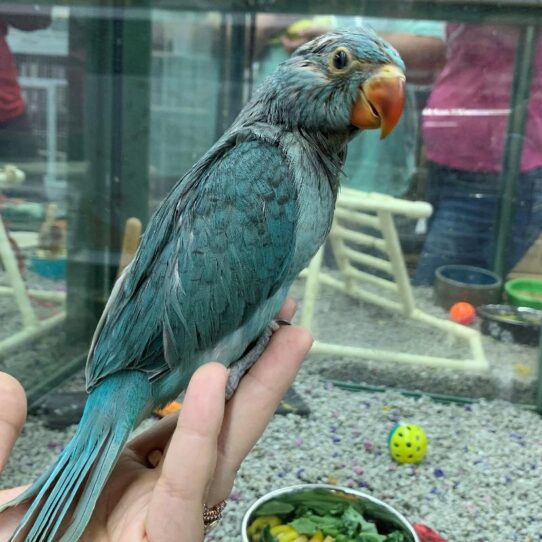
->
<box><xmin>2</xmin><ymin>371</ymin><xmax>151</xmax><ymax>542</ymax></box>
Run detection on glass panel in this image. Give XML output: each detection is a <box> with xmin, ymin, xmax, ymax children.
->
<box><xmin>0</xmin><ymin>5</ymin><xmax>82</xmax><ymax>398</ymax></box>
<box><xmin>149</xmin><ymin>10</ymin><xmax>222</xmax><ymax>207</ymax></box>
<box><xmin>0</xmin><ymin>3</ymin><xmax>541</xmax><ymax>542</ymax></box>
<box><xmin>279</xmin><ymin>16</ymin><xmax>542</xmax><ymax>407</ymax></box>
<box><xmin>0</xmin><ymin>2</ymin><xmax>540</xmax><ymax>404</ymax></box>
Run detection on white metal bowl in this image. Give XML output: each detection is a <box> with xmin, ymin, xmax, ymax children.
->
<box><xmin>241</xmin><ymin>483</ymin><xmax>419</xmax><ymax>542</ymax></box>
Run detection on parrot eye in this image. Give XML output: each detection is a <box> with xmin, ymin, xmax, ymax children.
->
<box><xmin>332</xmin><ymin>48</ymin><xmax>350</xmax><ymax>70</ymax></box>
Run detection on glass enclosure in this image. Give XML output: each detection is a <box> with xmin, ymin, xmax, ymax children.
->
<box><xmin>0</xmin><ymin>0</ymin><xmax>540</xmax><ymax>412</ymax></box>
<box><xmin>0</xmin><ymin>0</ymin><xmax>542</xmax><ymax>542</ymax></box>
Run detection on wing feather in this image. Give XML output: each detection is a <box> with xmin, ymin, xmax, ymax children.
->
<box><xmin>86</xmin><ymin>139</ymin><xmax>297</xmax><ymax>390</ymax></box>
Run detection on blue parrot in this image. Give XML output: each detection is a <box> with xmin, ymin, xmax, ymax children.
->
<box><xmin>1</xmin><ymin>27</ymin><xmax>405</xmax><ymax>541</ymax></box>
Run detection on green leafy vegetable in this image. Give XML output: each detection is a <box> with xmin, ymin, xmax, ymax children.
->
<box><xmin>342</xmin><ymin>506</ymin><xmax>378</xmax><ymax>535</ymax></box>
<box><xmin>289</xmin><ymin>516</ymin><xmax>319</xmax><ymax>535</ymax></box>
<box><xmin>357</xmin><ymin>533</ymin><xmax>386</xmax><ymax>542</ymax></box>
<box><xmin>384</xmin><ymin>532</ymin><xmax>406</xmax><ymax>542</ymax></box>
<box><xmin>303</xmin><ymin>512</ymin><xmax>344</xmax><ymax>534</ymax></box>
<box><xmin>254</xmin><ymin>501</ymin><xmax>295</xmax><ymax>516</ymax></box>
<box><xmin>260</xmin><ymin>525</ymin><xmax>277</xmax><ymax>542</ymax></box>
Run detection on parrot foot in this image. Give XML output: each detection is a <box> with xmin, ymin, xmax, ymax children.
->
<box><xmin>225</xmin><ymin>319</ymin><xmax>291</xmax><ymax>400</ymax></box>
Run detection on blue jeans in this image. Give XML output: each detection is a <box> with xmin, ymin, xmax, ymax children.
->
<box><xmin>413</xmin><ymin>163</ymin><xmax>542</xmax><ymax>286</ymax></box>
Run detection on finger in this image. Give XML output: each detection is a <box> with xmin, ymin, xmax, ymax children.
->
<box><xmin>280</xmin><ymin>35</ymin><xmax>306</xmax><ymax>53</ymax></box>
<box><xmin>0</xmin><ymin>487</ymin><xmax>28</xmax><ymax>541</ymax></box>
<box><xmin>299</xmin><ymin>25</ymin><xmax>329</xmax><ymax>39</ymax></box>
<box><xmin>276</xmin><ymin>296</ymin><xmax>297</xmax><ymax>321</ymax></box>
<box><xmin>0</xmin><ymin>486</ymin><xmax>29</xmax><ymax>539</ymax></box>
<box><xmin>127</xmin><ymin>411</ymin><xmax>179</xmax><ymax>467</ymax></box>
<box><xmin>0</xmin><ymin>373</ymin><xmax>27</xmax><ymax>471</ymax></box>
<box><xmin>207</xmin><ymin>325</ymin><xmax>312</xmax><ymax>504</ymax></box>
<box><xmin>129</xmin><ymin>299</ymin><xmax>297</xmax><ymax>467</ymax></box>
<box><xmin>146</xmin><ymin>363</ymin><xmax>228</xmax><ymax>542</ymax></box>
<box><xmin>133</xmin><ymin>298</ymin><xmax>298</xmax><ymax>468</ymax></box>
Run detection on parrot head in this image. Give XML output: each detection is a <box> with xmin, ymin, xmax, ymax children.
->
<box><xmin>259</xmin><ymin>27</ymin><xmax>406</xmax><ymax>138</ymax></box>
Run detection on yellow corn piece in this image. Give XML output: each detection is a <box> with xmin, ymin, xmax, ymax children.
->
<box><xmin>247</xmin><ymin>515</ymin><xmax>282</xmax><ymax>537</ymax></box>
<box><xmin>278</xmin><ymin>533</ymin><xmax>303</xmax><ymax>542</ymax></box>
<box><xmin>271</xmin><ymin>525</ymin><xmax>297</xmax><ymax>536</ymax></box>
<box><xmin>309</xmin><ymin>532</ymin><xmax>324</xmax><ymax>542</ymax></box>
<box><xmin>271</xmin><ymin>524</ymin><xmax>297</xmax><ymax>536</ymax></box>
<box><xmin>293</xmin><ymin>537</ymin><xmax>309</xmax><ymax>542</ymax></box>
<box><xmin>270</xmin><ymin>525</ymin><xmax>300</xmax><ymax>542</ymax></box>
<box><xmin>323</xmin><ymin>537</ymin><xmax>335</xmax><ymax>542</ymax></box>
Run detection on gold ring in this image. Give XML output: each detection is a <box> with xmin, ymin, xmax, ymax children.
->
<box><xmin>203</xmin><ymin>500</ymin><xmax>226</xmax><ymax>533</ymax></box>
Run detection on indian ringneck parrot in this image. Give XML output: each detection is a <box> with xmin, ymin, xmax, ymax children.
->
<box><xmin>1</xmin><ymin>27</ymin><xmax>405</xmax><ymax>541</ymax></box>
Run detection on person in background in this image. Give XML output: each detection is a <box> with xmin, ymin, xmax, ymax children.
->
<box><xmin>0</xmin><ymin>6</ymin><xmax>51</xmax><ymax>163</ymax></box>
<box><xmin>413</xmin><ymin>23</ymin><xmax>542</xmax><ymax>285</ymax></box>
<box><xmin>254</xmin><ymin>15</ymin><xmax>446</xmax><ymax>197</ymax></box>
<box><xmin>339</xmin><ymin>16</ymin><xmax>445</xmax><ymax>197</ymax></box>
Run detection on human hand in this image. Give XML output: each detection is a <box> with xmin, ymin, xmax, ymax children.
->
<box><xmin>0</xmin><ymin>298</ymin><xmax>312</xmax><ymax>542</ymax></box>
<box><xmin>281</xmin><ymin>25</ymin><xmax>330</xmax><ymax>54</ymax></box>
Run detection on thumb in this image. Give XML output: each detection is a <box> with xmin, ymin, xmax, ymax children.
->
<box><xmin>0</xmin><ymin>372</ymin><xmax>27</xmax><ymax>471</ymax></box>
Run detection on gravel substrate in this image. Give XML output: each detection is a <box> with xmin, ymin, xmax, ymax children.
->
<box><xmin>0</xmin><ymin>269</ymin><xmax>86</xmax><ymax>395</ymax></box>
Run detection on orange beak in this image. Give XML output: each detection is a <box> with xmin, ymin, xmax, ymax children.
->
<box><xmin>350</xmin><ymin>64</ymin><xmax>406</xmax><ymax>139</ymax></box>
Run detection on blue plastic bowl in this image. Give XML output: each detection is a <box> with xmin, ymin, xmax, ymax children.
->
<box><xmin>434</xmin><ymin>264</ymin><xmax>502</xmax><ymax>310</ymax></box>
<box><xmin>30</xmin><ymin>256</ymin><xmax>66</xmax><ymax>280</ymax></box>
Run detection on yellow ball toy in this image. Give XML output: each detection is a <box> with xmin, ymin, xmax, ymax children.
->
<box><xmin>388</xmin><ymin>424</ymin><xmax>427</xmax><ymax>464</ymax></box>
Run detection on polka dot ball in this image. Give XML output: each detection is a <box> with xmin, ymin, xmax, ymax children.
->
<box><xmin>388</xmin><ymin>423</ymin><xmax>427</xmax><ymax>464</ymax></box>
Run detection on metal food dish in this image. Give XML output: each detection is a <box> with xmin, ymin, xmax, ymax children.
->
<box><xmin>241</xmin><ymin>483</ymin><xmax>419</xmax><ymax>542</ymax></box>
<box><xmin>477</xmin><ymin>304</ymin><xmax>542</xmax><ymax>346</ymax></box>
<box><xmin>433</xmin><ymin>264</ymin><xmax>502</xmax><ymax>310</ymax></box>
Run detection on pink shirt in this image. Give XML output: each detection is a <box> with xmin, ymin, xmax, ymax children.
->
<box><xmin>422</xmin><ymin>23</ymin><xmax>542</xmax><ymax>173</ymax></box>
<box><xmin>0</xmin><ymin>22</ymin><xmax>25</xmax><ymax>124</ymax></box>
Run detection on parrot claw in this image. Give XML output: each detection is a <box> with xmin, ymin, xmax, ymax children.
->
<box><xmin>225</xmin><ymin>320</ymin><xmax>283</xmax><ymax>399</ymax></box>
<box><xmin>273</xmin><ymin>319</ymin><xmax>292</xmax><ymax>327</ymax></box>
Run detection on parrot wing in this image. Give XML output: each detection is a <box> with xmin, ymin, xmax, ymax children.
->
<box><xmin>85</xmin><ymin>138</ymin><xmax>298</xmax><ymax>390</ymax></box>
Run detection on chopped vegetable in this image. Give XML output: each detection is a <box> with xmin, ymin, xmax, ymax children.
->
<box><xmin>248</xmin><ymin>516</ymin><xmax>283</xmax><ymax>537</ymax></box>
<box><xmin>261</xmin><ymin>526</ymin><xmax>277</xmax><ymax>542</ymax></box>
<box><xmin>271</xmin><ymin>524</ymin><xmax>300</xmax><ymax>542</ymax></box>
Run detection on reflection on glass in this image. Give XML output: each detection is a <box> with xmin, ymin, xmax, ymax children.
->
<box><xmin>416</xmin><ymin>22</ymin><xmax>542</xmax><ymax>285</ymax></box>
<box><xmin>0</xmin><ymin>5</ymin><xmax>72</xmax><ymax>396</ymax></box>
<box><xmin>0</xmin><ymin>4</ymin><xmax>539</xmax><ymax>406</ymax></box>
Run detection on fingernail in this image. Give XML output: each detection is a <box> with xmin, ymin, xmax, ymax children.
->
<box><xmin>147</xmin><ymin>449</ymin><xmax>163</xmax><ymax>468</ymax></box>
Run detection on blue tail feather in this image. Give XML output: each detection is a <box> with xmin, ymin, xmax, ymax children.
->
<box><xmin>0</xmin><ymin>461</ymin><xmax>59</xmax><ymax>510</ymax></box>
<box><xmin>58</xmin><ymin>429</ymin><xmax>127</xmax><ymax>541</ymax></box>
<box><xmin>26</xmin><ymin>435</ymin><xmax>107</xmax><ymax>541</ymax></box>
<box><xmin>2</xmin><ymin>372</ymin><xmax>151</xmax><ymax>542</ymax></box>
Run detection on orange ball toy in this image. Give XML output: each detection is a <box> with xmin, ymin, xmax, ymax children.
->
<box><xmin>449</xmin><ymin>302</ymin><xmax>475</xmax><ymax>325</ymax></box>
